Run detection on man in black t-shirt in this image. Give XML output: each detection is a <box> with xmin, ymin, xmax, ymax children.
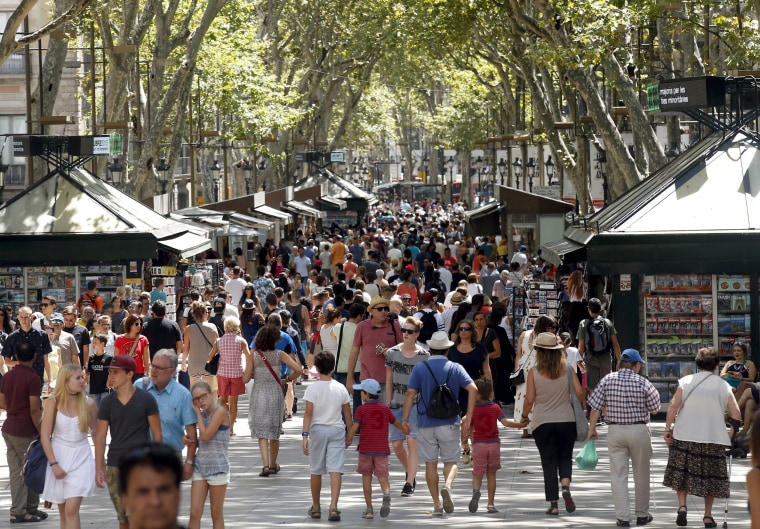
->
<box><xmin>95</xmin><ymin>355</ymin><xmax>161</xmax><ymax>529</ymax></box>
<box><xmin>141</xmin><ymin>301</ymin><xmax>183</xmax><ymax>359</ymax></box>
<box><xmin>62</xmin><ymin>306</ymin><xmax>91</xmax><ymax>368</ymax></box>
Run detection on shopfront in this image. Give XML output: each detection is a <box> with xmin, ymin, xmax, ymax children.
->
<box><xmin>543</xmin><ymin>129</ymin><xmax>760</xmax><ymax>408</ymax></box>
<box><xmin>0</xmin><ymin>166</ymin><xmax>212</xmax><ymax>312</ymax></box>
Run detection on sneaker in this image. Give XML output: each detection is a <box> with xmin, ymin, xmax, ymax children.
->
<box><xmin>468</xmin><ymin>490</ymin><xmax>481</xmax><ymax>513</ymax></box>
<box><xmin>461</xmin><ymin>449</ymin><xmax>471</xmax><ymax>465</ymax></box>
<box><xmin>432</xmin><ymin>505</ymin><xmax>444</xmax><ymax>517</ymax></box>
<box><xmin>441</xmin><ymin>486</ymin><xmax>454</xmax><ymax>513</ymax></box>
<box><xmin>617</xmin><ymin>520</ymin><xmax>631</xmax><ymax>527</ymax></box>
<box><xmin>380</xmin><ymin>495</ymin><xmax>391</xmax><ymax>518</ymax></box>
<box><xmin>636</xmin><ymin>514</ymin><xmax>654</xmax><ymax>526</ymax></box>
<box><xmin>401</xmin><ymin>482</ymin><xmax>414</xmax><ymax>497</ymax></box>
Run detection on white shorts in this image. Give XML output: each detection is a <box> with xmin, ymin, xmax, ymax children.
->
<box><xmin>309</xmin><ymin>424</ymin><xmax>346</xmax><ymax>475</ymax></box>
<box><xmin>192</xmin><ymin>470</ymin><xmax>230</xmax><ymax>486</ymax></box>
<box><xmin>417</xmin><ymin>424</ymin><xmax>461</xmax><ymax>463</ymax></box>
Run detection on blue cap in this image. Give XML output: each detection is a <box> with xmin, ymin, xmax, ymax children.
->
<box><xmin>353</xmin><ymin>378</ymin><xmax>382</xmax><ymax>395</ymax></box>
<box><xmin>50</xmin><ymin>313</ymin><xmax>64</xmax><ymax>324</ymax></box>
<box><xmin>520</xmin><ymin>245</ymin><xmax>527</xmax><ymax>251</ymax></box>
<box><xmin>621</xmin><ymin>348</ymin><xmax>645</xmax><ymax>363</ymax></box>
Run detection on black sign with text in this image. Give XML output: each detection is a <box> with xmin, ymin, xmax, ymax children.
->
<box><xmin>658</xmin><ymin>76</ymin><xmax>726</xmax><ymax>111</ymax></box>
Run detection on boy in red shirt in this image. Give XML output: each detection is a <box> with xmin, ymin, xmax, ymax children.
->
<box><xmin>467</xmin><ymin>377</ymin><xmax>526</xmax><ymax>513</ymax></box>
<box><xmin>347</xmin><ymin>379</ymin><xmax>408</xmax><ymax>519</ymax></box>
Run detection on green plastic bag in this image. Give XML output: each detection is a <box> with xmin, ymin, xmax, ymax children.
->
<box><xmin>575</xmin><ymin>439</ymin><xmax>598</xmax><ymax>470</ymax></box>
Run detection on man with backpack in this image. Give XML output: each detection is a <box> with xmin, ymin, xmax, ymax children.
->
<box><xmin>577</xmin><ymin>297</ymin><xmax>621</xmax><ymax>397</ymax></box>
<box><xmin>401</xmin><ymin>331</ymin><xmax>478</xmax><ymax>516</ymax></box>
<box><xmin>413</xmin><ymin>292</ymin><xmax>444</xmax><ymax>350</ymax></box>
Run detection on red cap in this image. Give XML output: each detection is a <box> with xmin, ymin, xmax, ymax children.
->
<box><xmin>106</xmin><ymin>355</ymin><xmax>137</xmax><ymax>372</ymax></box>
<box><xmin>420</xmin><ymin>292</ymin><xmax>435</xmax><ymax>304</ymax></box>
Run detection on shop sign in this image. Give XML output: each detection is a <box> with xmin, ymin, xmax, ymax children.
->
<box><xmin>620</xmin><ymin>274</ymin><xmax>632</xmax><ymax>291</ymax></box>
<box><xmin>658</xmin><ymin>76</ymin><xmax>725</xmax><ymax>111</ymax></box>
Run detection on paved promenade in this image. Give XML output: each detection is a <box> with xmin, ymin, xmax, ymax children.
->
<box><xmin>0</xmin><ymin>380</ymin><xmax>751</xmax><ymax>528</ymax></box>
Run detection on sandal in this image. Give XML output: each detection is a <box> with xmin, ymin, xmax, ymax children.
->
<box><xmin>487</xmin><ymin>505</ymin><xmax>499</xmax><ymax>513</ymax></box>
<box><xmin>676</xmin><ymin>505</ymin><xmax>687</xmax><ymax>527</ymax></box>
<box><xmin>362</xmin><ymin>508</ymin><xmax>374</xmax><ymax>519</ymax></box>
<box><xmin>307</xmin><ymin>506</ymin><xmax>321</xmax><ymax>519</ymax></box>
<box><xmin>259</xmin><ymin>466</ymin><xmax>271</xmax><ymax>477</ymax></box>
<box><xmin>703</xmin><ymin>515</ymin><xmax>717</xmax><ymax>528</ymax></box>
<box><xmin>546</xmin><ymin>502</ymin><xmax>559</xmax><ymax>515</ymax></box>
<box><xmin>562</xmin><ymin>489</ymin><xmax>576</xmax><ymax>513</ymax></box>
<box><xmin>271</xmin><ymin>464</ymin><xmax>281</xmax><ymax>474</ymax></box>
<box><xmin>328</xmin><ymin>508</ymin><xmax>341</xmax><ymax>521</ymax></box>
<box><xmin>10</xmin><ymin>514</ymin><xmax>44</xmax><ymax>524</ymax></box>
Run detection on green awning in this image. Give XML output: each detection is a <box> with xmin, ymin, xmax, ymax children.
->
<box><xmin>0</xmin><ymin>233</ymin><xmax>156</xmax><ymax>265</ymax></box>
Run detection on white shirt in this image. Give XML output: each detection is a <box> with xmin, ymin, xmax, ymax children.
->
<box><xmin>387</xmin><ymin>248</ymin><xmax>403</xmax><ymax>263</ymax></box>
<box><xmin>225</xmin><ymin>277</ymin><xmax>247</xmax><ymax>305</ymax></box>
<box><xmin>303</xmin><ymin>379</ymin><xmax>351</xmax><ymax>428</ymax></box>
<box><xmin>293</xmin><ymin>255</ymin><xmax>312</xmax><ymax>277</ymax></box>
<box><xmin>565</xmin><ymin>346</ymin><xmax>582</xmax><ymax>373</ymax></box>
<box><xmin>437</xmin><ymin>266</ymin><xmax>453</xmax><ymax>292</ymax></box>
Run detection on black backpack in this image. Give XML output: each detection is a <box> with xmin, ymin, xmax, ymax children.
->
<box><xmin>586</xmin><ymin>317</ymin><xmax>612</xmax><ymax>355</ymax></box>
<box><xmin>418</xmin><ymin>310</ymin><xmax>439</xmax><ymax>343</ymax></box>
<box><xmin>418</xmin><ymin>361</ymin><xmax>461</xmax><ymax>419</ymax></box>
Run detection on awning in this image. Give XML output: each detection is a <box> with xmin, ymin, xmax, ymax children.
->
<box><xmin>464</xmin><ymin>201</ymin><xmax>501</xmax><ymax>236</ymax></box>
<box><xmin>252</xmin><ymin>205</ymin><xmax>293</xmax><ymax>223</ymax></box>
<box><xmin>283</xmin><ymin>200</ymin><xmax>326</xmax><ymax>219</ymax></box>
<box><xmin>0</xmin><ymin>233</ymin><xmax>156</xmax><ymax>266</ymax></box>
<box><xmin>157</xmin><ymin>231</ymin><xmax>212</xmax><ymax>258</ymax></box>
<box><xmin>542</xmin><ymin>237</ymin><xmax>587</xmax><ymax>266</ymax></box>
<box><xmin>495</xmin><ymin>185</ymin><xmax>574</xmax><ymax>215</ymax></box>
<box><xmin>318</xmin><ymin>196</ymin><xmax>347</xmax><ymax>211</ymax></box>
<box><xmin>219</xmin><ymin>223</ymin><xmax>265</xmax><ymax>237</ymax></box>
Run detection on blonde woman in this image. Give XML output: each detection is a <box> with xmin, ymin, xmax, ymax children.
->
<box><xmin>41</xmin><ymin>365</ymin><xmax>98</xmax><ymax>529</ymax></box>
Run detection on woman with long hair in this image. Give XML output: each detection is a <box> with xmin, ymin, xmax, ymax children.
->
<box><xmin>448</xmin><ymin>318</ymin><xmax>491</xmax><ymax>464</ymax></box>
<box><xmin>40</xmin><ymin>365</ymin><xmax>97</xmax><ymax>529</ymax></box>
<box><xmin>182</xmin><ymin>301</ymin><xmax>219</xmax><ymax>392</ymax></box>
<box><xmin>187</xmin><ymin>380</ymin><xmax>230</xmax><ymax>529</ymax></box>
<box><xmin>238</xmin><ymin>283</ymin><xmax>256</xmax><ymax>310</ymax></box>
<box><xmin>720</xmin><ymin>342</ymin><xmax>756</xmax><ymax>396</ymax></box>
<box><xmin>113</xmin><ymin>314</ymin><xmax>149</xmax><ymax>379</ymax></box>
<box><xmin>484</xmin><ymin>309</ymin><xmax>514</xmax><ymax>404</ymax></box>
<box><xmin>319</xmin><ymin>309</ymin><xmax>343</xmax><ymax>356</ymax></box>
<box><xmin>513</xmin><ymin>315</ymin><xmax>557</xmax><ymax>438</ymax></box>
<box><xmin>523</xmin><ymin>333</ymin><xmax>585</xmax><ymax>516</ymax></box>
<box><xmin>0</xmin><ymin>306</ymin><xmax>14</xmax><ymax>334</ymax></box>
<box><xmin>248</xmin><ymin>326</ymin><xmax>303</xmax><ymax>476</ymax></box>
<box><xmin>239</xmin><ymin>299</ymin><xmax>262</xmax><ymax>345</ymax></box>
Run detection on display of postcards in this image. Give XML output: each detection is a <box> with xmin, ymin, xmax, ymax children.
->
<box><xmin>641</xmin><ymin>282</ymin><xmax>652</xmax><ymax>295</ymax></box>
<box><xmin>647</xmin><ymin>362</ymin><xmax>663</xmax><ymax>378</ymax></box>
<box><xmin>718</xmin><ymin>275</ymin><xmax>751</xmax><ymax>292</ymax></box>
<box><xmin>689</xmin><ymin>296</ymin><xmax>702</xmax><ymax>313</ymax></box>
<box><xmin>679</xmin><ymin>318</ymin><xmax>693</xmax><ymax>335</ymax></box>
<box><xmin>653</xmin><ymin>382</ymin><xmax>670</xmax><ymax>403</ymax></box>
<box><xmin>701</xmin><ymin>296</ymin><xmax>713</xmax><ymax>314</ymax></box>
<box><xmin>689</xmin><ymin>274</ymin><xmax>701</xmax><ymax>288</ymax></box>
<box><xmin>702</xmin><ymin>316</ymin><xmax>713</xmax><ymax>335</ymax></box>
<box><xmin>702</xmin><ymin>275</ymin><xmax>712</xmax><ymax>288</ymax></box>
<box><xmin>546</xmin><ymin>300</ymin><xmax>559</xmax><ymax>309</ymax></box>
<box><xmin>717</xmin><ymin>315</ymin><xmax>733</xmax><ymax>334</ymax></box>
<box><xmin>645</xmin><ymin>296</ymin><xmax>658</xmax><ymax>313</ymax></box>
<box><xmin>730</xmin><ymin>315</ymin><xmax>750</xmax><ymax>333</ymax></box>
<box><xmin>717</xmin><ymin>294</ymin><xmax>732</xmax><ymax>312</ymax></box>
<box><xmin>680</xmin><ymin>362</ymin><xmax>695</xmax><ymax>376</ymax></box>
<box><xmin>528</xmin><ymin>290</ymin><xmax>539</xmax><ymax>299</ymax></box>
<box><xmin>675</xmin><ymin>275</ymin><xmax>687</xmax><ymax>288</ymax></box>
<box><xmin>661</xmin><ymin>362</ymin><xmax>680</xmax><ymax>378</ymax></box>
<box><xmin>546</xmin><ymin>291</ymin><xmax>558</xmax><ymax>299</ymax></box>
<box><xmin>656</xmin><ymin>296</ymin><xmax>670</xmax><ymax>312</ymax></box>
<box><xmin>732</xmin><ymin>294</ymin><xmax>749</xmax><ymax>312</ymax></box>
<box><xmin>668</xmin><ymin>317</ymin><xmax>680</xmax><ymax>334</ymax></box>
<box><xmin>656</xmin><ymin>275</ymin><xmax>669</xmax><ymax>290</ymax></box>
<box><xmin>667</xmin><ymin>338</ymin><xmax>683</xmax><ymax>355</ymax></box>
<box><xmin>646</xmin><ymin>317</ymin><xmax>658</xmax><ymax>334</ymax></box>
<box><xmin>657</xmin><ymin>317</ymin><xmax>669</xmax><ymax>334</ymax></box>
<box><xmin>0</xmin><ymin>267</ymin><xmax>22</xmax><ymax>274</ymax></box>
<box><xmin>646</xmin><ymin>340</ymin><xmax>658</xmax><ymax>357</ymax></box>
<box><xmin>42</xmin><ymin>289</ymin><xmax>66</xmax><ymax>301</ymax></box>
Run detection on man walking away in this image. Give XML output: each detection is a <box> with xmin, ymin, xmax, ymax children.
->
<box><xmin>577</xmin><ymin>297</ymin><xmax>621</xmax><ymax>400</ymax></box>
<box><xmin>588</xmin><ymin>349</ymin><xmax>660</xmax><ymax>527</ymax></box>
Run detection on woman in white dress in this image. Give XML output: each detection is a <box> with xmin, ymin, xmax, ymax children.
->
<box><xmin>513</xmin><ymin>316</ymin><xmax>557</xmax><ymax>438</ymax></box>
<box><xmin>40</xmin><ymin>364</ymin><xmax>97</xmax><ymax>529</ymax></box>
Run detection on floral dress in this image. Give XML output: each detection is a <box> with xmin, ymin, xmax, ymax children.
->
<box><xmin>513</xmin><ymin>330</ymin><xmax>537</xmax><ymax>429</ymax></box>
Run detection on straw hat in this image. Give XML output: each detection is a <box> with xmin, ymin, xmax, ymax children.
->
<box><xmin>534</xmin><ymin>332</ymin><xmax>564</xmax><ymax>349</ymax></box>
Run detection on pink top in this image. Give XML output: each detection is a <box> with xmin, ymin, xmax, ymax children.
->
<box><xmin>217</xmin><ymin>332</ymin><xmax>246</xmax><ymax>378</ymax></box>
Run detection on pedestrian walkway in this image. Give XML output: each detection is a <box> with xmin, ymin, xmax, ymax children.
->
<box><xmin>0</xmin><ymin>381</ymin><xmax>750</xmax><ymax>528</ymax></box>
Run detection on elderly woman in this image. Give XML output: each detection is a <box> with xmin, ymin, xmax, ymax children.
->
<box><xmin>206</xmin><ymin>317</ymin><xmax>252</xmax><ymax>436</ymax></box>
<box><xmin>663</xmin><ymin>347</ymin><xmax>741</xmax><ymax>528</ymax></box>
<box><xmin>248</xmin><ymin>325</ymin><xmax>303</xmax><ymax>477</ymax></box>
<box><xmin>523</xmin><ymin>332</ymin><xmax>585</xmax><ymax>516</ymax></box>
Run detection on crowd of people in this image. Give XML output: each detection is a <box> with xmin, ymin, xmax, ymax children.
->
<box><xmin>0</xmin><ymin>198</ymin><xmax>757</xmax><ymax>527</ymax></box>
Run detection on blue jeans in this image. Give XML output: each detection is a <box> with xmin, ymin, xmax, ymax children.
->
<box><xmin>332</xmin><ymin>372</ymin><xmax>362</xmax><ymax>419</ymax></box>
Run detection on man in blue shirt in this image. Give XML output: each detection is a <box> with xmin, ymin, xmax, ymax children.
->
<box><xmin>402</xmin><ymin>331</ymin><xmax>477</xmax><ymax>517</ymax></box>
<box><xmin>134</xmin><ymin>349</ymin><xmax>197</xmax><ymax>480</ymax></box>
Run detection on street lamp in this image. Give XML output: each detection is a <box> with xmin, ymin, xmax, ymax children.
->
<box><xmin>473</xmin><ymin>156</ymin><xmax>483</xmax><ymax>203</ymax></box>
<box><xmin>107</xmin><ymin>157</ymin><xmax>125</xmax><ymax>189</ymax></box>
<box><xmin>512</xmin><ymin>157</ymin><xmax>522</xmax><ymax>189</ymax></box>
<box><xmin>497</xmin><ymin>158</ymin><xmax>507</xmax><ymax>186</ymax></box>
<box><xmin>242</xmin><ymin>158</ymin><xmax>253</xmax><ymax>194</ymax></box>
<box><xmin>526</xmin><ymin>157</ymin><xmax>537</xmax><ymax>193</ymax></box>
<box><xmin>545</xmin><ymin>155</ymin><xmax>555</xmax><ymax>185</ymax></box>
<box><xmin>210</xmin><ymin>159</ymin><xmax>222</xmax><ymax>201</ymax></box>
<box><xmin>446</xmin><ymin>156</ymin><xmax>455</xmax><ymax>203</ymax></box>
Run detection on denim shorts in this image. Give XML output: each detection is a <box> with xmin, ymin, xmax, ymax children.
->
<box><xmin>389</xmin><ymin>406</ymin><xmax>418</xmax><ymax>441</ymax></box>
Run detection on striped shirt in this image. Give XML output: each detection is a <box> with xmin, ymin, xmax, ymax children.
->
<box><xmin>217</xmin><ymin>333</ymin><xmax>246</xmax><ymax>379</ymax></box>
<box><xmin>587</xmin><ymin>368</ymin><xmax>660</xmax><ymax>424</ymax></box>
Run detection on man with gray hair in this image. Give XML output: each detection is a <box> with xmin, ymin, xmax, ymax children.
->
<box><xmin>134</xmin><ymin>349</ymin><xmax>197</xmax><ymax>480</ymax></box>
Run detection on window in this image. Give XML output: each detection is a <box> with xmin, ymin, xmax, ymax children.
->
<box><xmin>0</xmin><ymin>115</ymin><xmax>27</xmax><ymax>187</ymax></box>
<box><xmin>0</xmin><ymin>13</ymin><xmax>26</xmax><ymax>74</ymax></box>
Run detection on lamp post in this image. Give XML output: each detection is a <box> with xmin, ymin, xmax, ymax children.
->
<box><xmin>210</xmin><ymin>159</ymin><xmax>222</xmax><ymax>202</ymax></box>
<box><xmin>107</xmin><ymin>157</ymin><xmax>125</xmax><ymax>189</ymax></box>
<box><xmin>473</xmin><ymin>156</ymin><xmax>483</xmax><ymax>204</ymax></box>
<box><xmin>512</xmin><ymin>157</ymin><xmax>522</xmax><ymax>189</ymax></box>
<box><xmin>446</xmin><ymin>156</ymin><xmax>455</xmax><ymax>203</ymax></box>
<box><xmin>242</xmin><ymin>158</ymin><xmax>253</xmax><ymax>195</ymax></box>
<box><xmin>545</xmin><ymin>155</ymin><xmax>555</xmax><ymax>185</ymax></box>
<box><xmin>526</xmin><ymin>157</ymin><xmax>537</xmax><ymax>193</ymax></box>
<box><xmin>497</xmin><ymin>158</ymin><xmax>507</xmax><ymax>187</ymax></box>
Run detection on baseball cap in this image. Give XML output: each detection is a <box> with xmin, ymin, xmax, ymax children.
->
<box><xmin>420</xmin><ymin>292</ymin><xmax>435</xmax><ymax>305</ymax></box>
<box><xmin>621</xmin><ymin>349</ymin><xmax>645</xmax><ymax>363</ymax></box>
<box><xmin>353</xmin><ymin>378</ymin><xmax>382</xmax><ymax>395</ymax></box>
<box><xmin>520</xmin><ymin>245</ymin><xmax>527</xmax><ymax>251</ymax></box>
<box><xmin>106</xmin><ymin>355</ymin><xmax>137</xmax><ymax>372</ymax></box>
<box><xmin>50</xmin><ymin>313</ymin><xmax>64</xmax><ymax>324</ymax></box>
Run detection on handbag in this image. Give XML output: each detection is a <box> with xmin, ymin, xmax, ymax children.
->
<box><xmin>509</xmin><ymin>368</ymin><xmax>525</xmax><ymax>388</ymax></box>
<box><xmin>177</xmin><ymin>369</ymin><xmax>191</xmax><ymax>389</ymax></box>
<box><xmin>196</xmin><ymin>322</ymin><xmax>219</xmax><ymax>375</ymax></box>
<box><xmin>22</xmin><ymin>437</ymin><xmax>47</xmax><ymax>495</ymax></box>
<box><xmin>566</xmin><ymin>365</ymin><xmax>589</xmax><ymax>442</ymax></box>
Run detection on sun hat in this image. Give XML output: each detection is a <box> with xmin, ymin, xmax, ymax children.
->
<box><xmin>242</xmin><ymin>299</ymin><xmax>255</xmax><ymax>310</ymax></box>
<box><xmin>353</xmin><ymin>378</ymin><xmax>382</xmax><ymax>395</ymax></box>
<box><xmin>427</xmin><ymin>330</ymin><xmax>454</xmax><ymax>349</ymax></box>
<box><xmin>367</xmin><ymin>296</ymin><xmax>390</xmax><ymax>312</ymax></box>
<box><xmin>450</xmin><ymin>292</ymin><xmax>465</xmax><ymax>305</ymax></box>
<box><xmin>534</xmin><ymin>332</ymin><xmax>564</xmax><ymax>349</ymax></box>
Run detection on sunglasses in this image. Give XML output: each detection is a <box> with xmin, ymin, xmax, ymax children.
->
<box><xmin>40</xmin><ymin>303</ymin><xmax>50</xmax><ymax>307</ymax></box>
<box><xmin>134</xmin><ymin>322</ymin><xmax>143</xmax><ymax>327</ymax></box>
<box><xmin>401</xmin><ymin>328</ymin><xmax>417</xmax><ymax>334</ymax></box>
<box><xmin>373</xmin><ymin>306</ymin><xmax>390</xmax><ymax>312</ymax></box>
<box><xmin>459</xmin><ymin>327</ymin><xmax>473</xmax><ymax>332</ymax></box>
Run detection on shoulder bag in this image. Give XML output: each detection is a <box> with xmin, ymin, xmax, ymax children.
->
<box><xmin>566</xmin><ymin>365</ymin><xmax>589</xmax><ymax>442</ymax></box>
<box><xmin>23</xmin><ymin>400</ymin><xmax>58</xmax><ymax>495</ymax></box>
<box><xmin>196</xmin><ymin>322</ymin><xmax>219</xmax><ymax>375</ymax></box>
<box><xmin>255</xmin><ymin>349</ymin><xmax>288</xmax><ymax>396</ymax></box>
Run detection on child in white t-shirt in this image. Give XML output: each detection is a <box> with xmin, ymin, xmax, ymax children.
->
<box><xmin>561</xmin><ymin>332</ymin><xmax>586</xmax><ymax>388</ymax></box>
<box><xmin>302</xmin><ymin>351</ymin><xmax>353</xmax><ymax>521</ymax></box>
